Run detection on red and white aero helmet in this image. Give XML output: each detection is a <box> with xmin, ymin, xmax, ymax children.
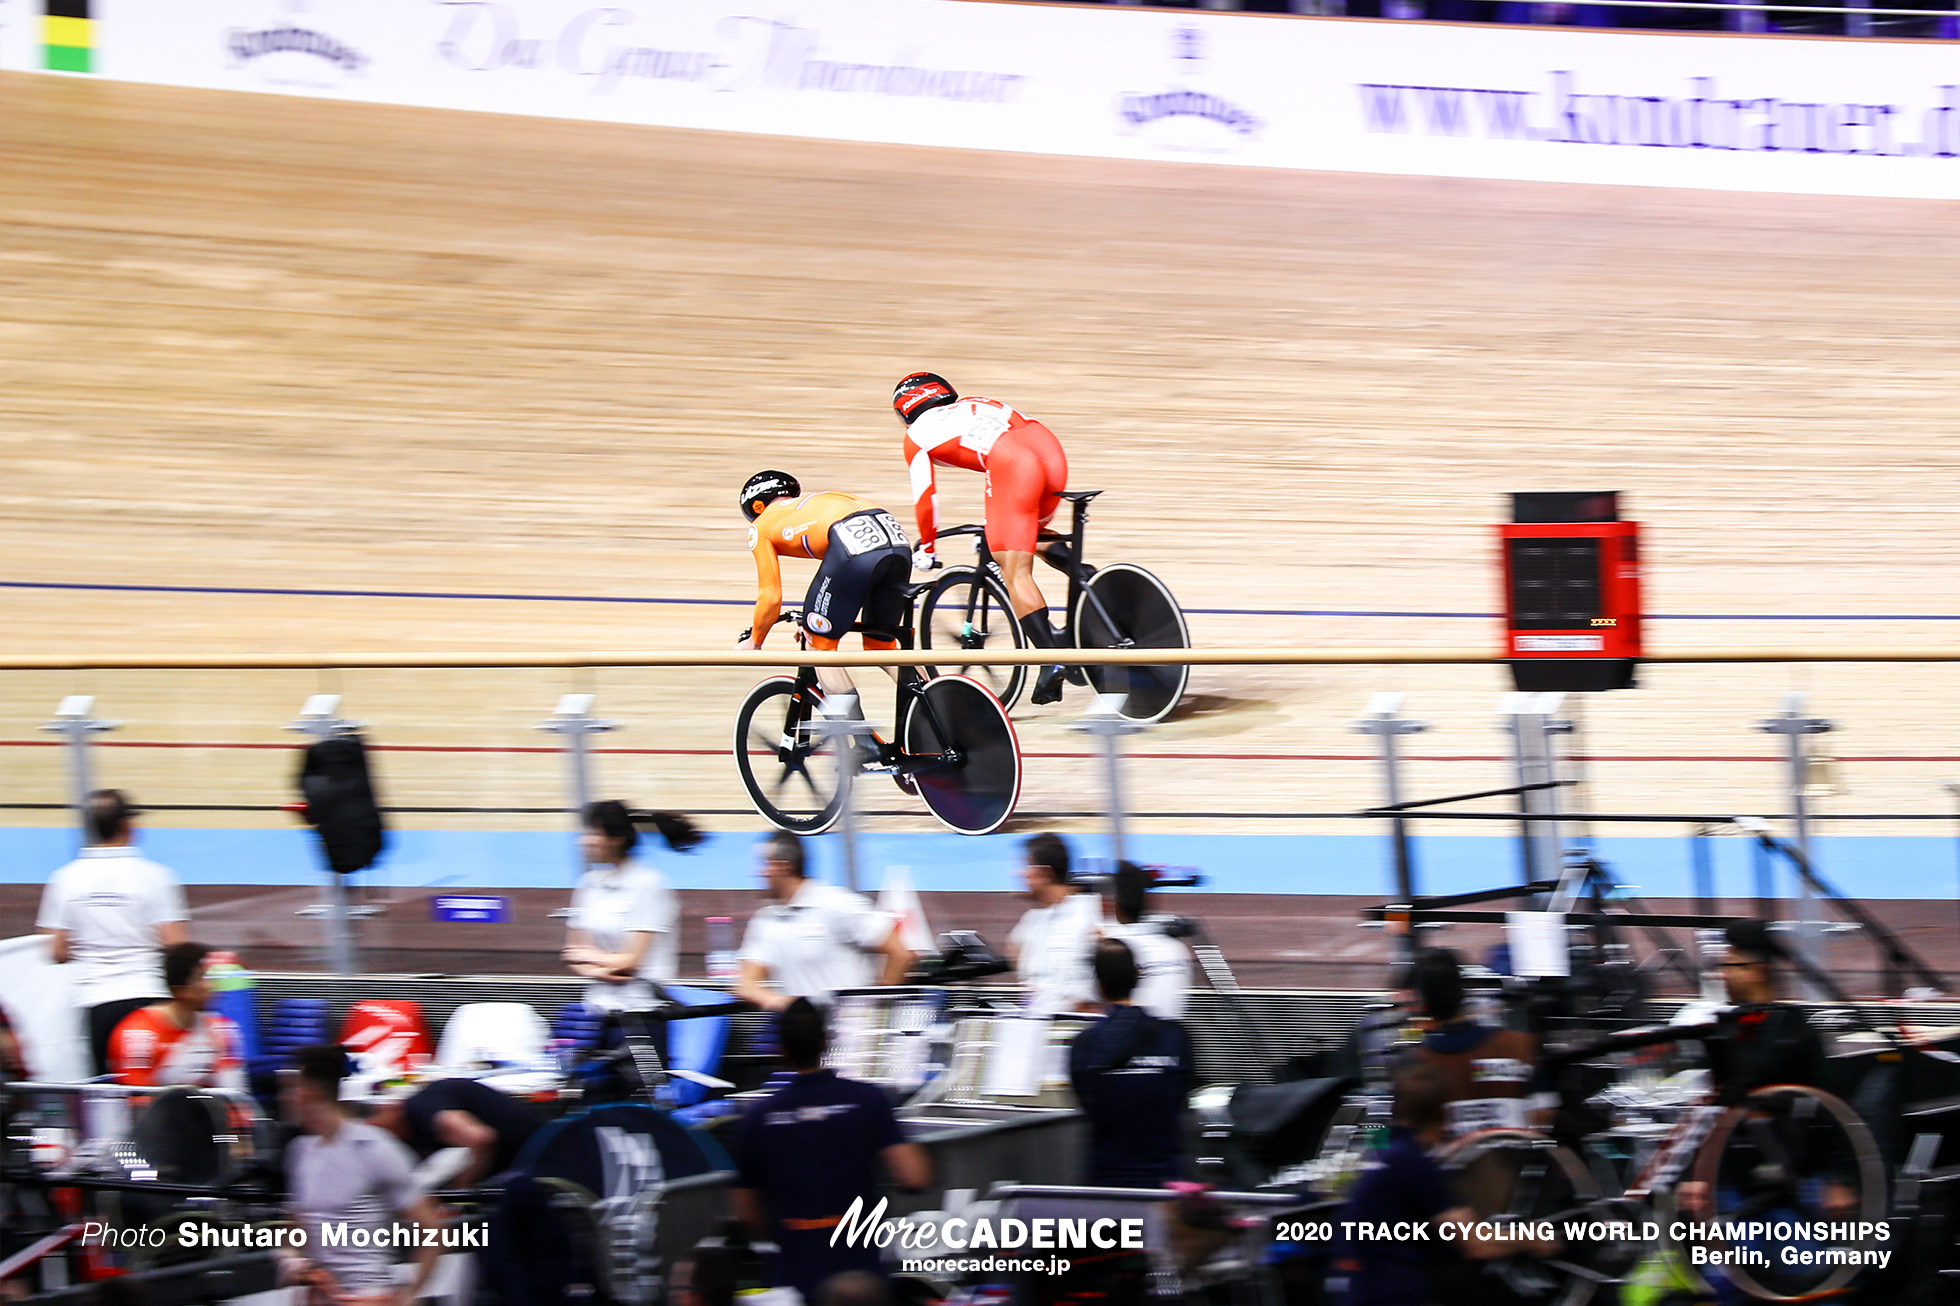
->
<box><xmin>892</xmin><ymin>372</ymin><xmax>958</xmax><ymax>424</ymax></box>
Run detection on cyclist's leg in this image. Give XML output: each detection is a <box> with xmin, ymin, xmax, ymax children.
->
<box><xmin>857</xmin><ymin>552</ymin><xmax>910</xmax><ymax>685</ymax></box>
<box><xmin>985</xmin><ymin>424</ymin><xmax>1066</xmax><ymax>626</ymax></box>
<box><xmin>986</xmin><ymin>424</ymin><xmax>1073</xmax><ymax>700</ymax></box>
<box><xmin>802</xmin><ymin>546</ymin><xmax>868</xmax><ymax>705</ymax></box>
<box><xmin>803</xmin><ymin>542</ymin><xmax>911</xmax><ymax>702</ymax></box>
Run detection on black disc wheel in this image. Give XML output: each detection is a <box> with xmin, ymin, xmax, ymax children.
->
<box><xmin>900</xmin><ymin>674</ymin><xmax>1022</xmax><ymax>835</ymax></box>
<box><xmin>1681</xmin><ymin>1084</ymin><xmax>1886</xmax><ymax>1302</ymax></box>
<box><xmin>733</xmin><ymin>676</ymin><xmax>842</xmax><ymax>834</ymax></box>
<box><xmin>1070</xmin><ymin>563</ymin><xmax>1190</xmax><ymax>724</ymax></box>
<box><xmin>918</xmin><ymin>567</ymin><xmax>1028</xmax><ymax>709</ymax></box>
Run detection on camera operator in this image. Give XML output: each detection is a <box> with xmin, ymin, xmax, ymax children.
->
<box><xmin>1101</xmin><ymin>861</ymin><xmax>1193</xmax><ymax>1021</ymax></box>
<box><xmin>1402</xmin><ymin>949</ymin><xmax>1542</xmax><ymax>1137</ymax></box>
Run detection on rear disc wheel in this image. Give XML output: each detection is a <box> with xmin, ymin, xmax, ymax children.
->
<box><xmin>900</xmin><ymin>675</ymin><xmax>1022</xmax><ymax>835</ymax></box>
<box><xmin>1071</xmin><ymin>563</ymin><xmax>1190</xmax><ymax>725</ymax></box>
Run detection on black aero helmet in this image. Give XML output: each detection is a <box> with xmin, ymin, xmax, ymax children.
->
<box><xmin>739</xmin><ymin>470</ymin><xmax>800</xmax><ymax>522</ymax></box>
<box><xmin>892</xmin><ymin>372</ymin><xmax>958</xmax><ymax>424</ymax></box>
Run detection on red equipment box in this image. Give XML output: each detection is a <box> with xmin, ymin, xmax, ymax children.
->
<box><xmin>1499</xmin><ymin>492</ymin><xmax>1641</xmax><ymax>692</ymax></box>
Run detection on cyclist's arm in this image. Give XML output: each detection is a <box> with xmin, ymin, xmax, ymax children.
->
<box><xmin>748</xmin><ymin>524</ymin><xmax>783</xmax><ymax>649</ymax></box>
<box><xmin>905</xmin><ymin>429</ymin><xmax>941</xmax><ymax>553</ymax></box>
<box><xmin>904</xmin><ymin>429</ymin><xmax>981</xmax><ymax>554</ymax></box>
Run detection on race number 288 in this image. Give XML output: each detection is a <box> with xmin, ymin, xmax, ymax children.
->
<box><xmin>1275</xmin><ymin>1222</ymin><xmax>1333</xmax><ymax>1243</ymax></box>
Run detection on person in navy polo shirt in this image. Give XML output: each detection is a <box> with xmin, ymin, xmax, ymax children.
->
<box><xmin>730</xmin><ymin>999</ymin><xmax>931</xmax><ymax>1301</ymax></box>
<box><xmin>1067</xmin><ymin>938</ymin><xmax>1192</xmax><ymax>1188</ymax></box>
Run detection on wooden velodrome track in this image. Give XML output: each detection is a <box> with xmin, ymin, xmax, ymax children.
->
<box><xmin>3</xmin><ymin>72</ymin><xmax>1959</xmax><ymax>986</ymax></box>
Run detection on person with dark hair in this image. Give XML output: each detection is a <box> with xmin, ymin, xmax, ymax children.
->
<box><xmin>736</xmin><ymin>473</ymin><xmax>914</xmax><ymax>717</ymax></box>
<box><xmin>1402</xmin><ymin>947</ymin><xmax>1540</xmax><ymax>1137</ymax></box>
<box><xmin>1332</xmin><ymin>1063</ymin><xmax>1556</xmax><ymax>1305</ymax></box>
<box><xmin>1702</xmin><ymin>920</ymin><xmax>1831</xmax><ymax>1096</ymax></box>
<box><xmin>1068</xmin><ymin>938</ymin><xmax>1192</xmax><ymax>1187</ymax></box>
<box><xmin>365</xmin><ymin>1076</ymin><xmax>545</xmax><ymax>1190</ymax></box>
<box><xmin>1009</xmin><ymin>833</ymin><xmax>1100</xmax><ymax>1014</ymax></box>
<box><xmin>106</xmin><ymin>941</ymin><xmax>245</xmax><ymax>1090</ymax></box>
<box><xmin>279</xmin><ymin>1045</ymin><xmax>444</xmax><ymax>1305</ymax></box>
<box><xmin>1101</xmin><ymin>861</ymin><xmax>1192</xmax><ymax>1020</ymax></box>
<box><xmin>890</xmin><ymin>374</ymin><xmax>1078</xmax><ymax>705</ymax></box>
<box><xmin>730</xmin><ymin>999</ymin><xmax>930</xmax><ymax>1301</ymax></box>
<box><xmin>735</xmin><ymin>834</ymin><xmax>911</xmax><ymax>1010</ymax></box>
<box><xmin>37</xmin><ymin>789</ymin><xmax>190</xmax><ymax>1075</ymax></box>
<box><xmin>562</xmin><ymin>801</ymin><xmax>700</xmax><ymax>1012</ymax></box>
<box><xmin>1676</xmin><ymin>922</ymin><xmax>1850</xmax><ymax>1222</ymax></box>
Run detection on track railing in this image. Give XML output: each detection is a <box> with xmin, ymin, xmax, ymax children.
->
<box><xmin>2</xmin><ymin>646</ymin><xmax>1960</xmax><ymax>670</ymax></box>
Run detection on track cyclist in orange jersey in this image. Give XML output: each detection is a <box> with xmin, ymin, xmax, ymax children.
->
<box><xmin>893</xmin><ymin>372</ymin><xmax>1080</xmax><ymax>704</ymax></box>
<box><xmin>738</xmin><ymin>470</ymin><xmax>912</xmax><ymax>714</ymax></box>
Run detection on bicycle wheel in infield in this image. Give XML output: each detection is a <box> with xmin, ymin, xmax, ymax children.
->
<box><xmin>918</xmin><ymin>567</ymin><xmax>1028</xmax><ymax>709</ymax></box>
<box><xmin>1441</xmin><ymin>1128</ymin><xmax>1607</xmax><ymax>1306</ymax></box>
<box><xmin>1682</xmin><ymin>1084</ymin><xmax>1886</xmax><ymax>1303</ymax></box>
<box><xmin>733</xmin><ymin>676</ymin><xmax>843</xmax><ymax>834</ymax></box>
<box><xmin>899</xmin><ymin>674</ymin><xmax>1021</xmax><ymax>835</ymax></box>
<box><xmin>1071</xmin><ymin>562</ymin><xmax>1190</xmax><ymax>725</ymax></box>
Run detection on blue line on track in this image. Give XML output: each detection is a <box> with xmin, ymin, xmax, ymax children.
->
<box><xmin>2</xmin><ymin>580</ymin><xmax>1953</xmax><ymax>621</ymax></box>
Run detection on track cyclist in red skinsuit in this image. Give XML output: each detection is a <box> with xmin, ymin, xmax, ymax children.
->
<box><xmin>893</xmin><ymin>372</ymin><xmax>1081</xmax><ymax>704</ymax></box>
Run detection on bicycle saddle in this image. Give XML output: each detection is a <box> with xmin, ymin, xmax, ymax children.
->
<box><xmin>1058</xmin><ymin>489</ymin><xmax>1103</xmax><ymax>503</ymax></box>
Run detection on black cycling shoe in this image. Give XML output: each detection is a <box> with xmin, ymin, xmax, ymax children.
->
<box><xmin>1030</xmin><ymin>666</ymin><xmax>1067</xmax><ymax>705</ymax></box>
<box><xmin>1064</xmin><ymin>665</ymin><xmax>1089</xmax><ymax>687</ymax></box>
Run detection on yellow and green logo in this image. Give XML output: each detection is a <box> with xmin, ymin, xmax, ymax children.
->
<box><xmin>44</xmin><ymin>1</ymin><xmax>94</xmax><ymax>74</ymax></box>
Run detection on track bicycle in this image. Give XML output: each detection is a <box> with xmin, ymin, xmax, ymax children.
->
<box><xmin>733</xmin><ymin>599</ymin><xmax>1022</xmax><ymax>836</ymax></box>
<box><xmin>915</xmin><ymin>489</ymin><xmax>1190</xmax><ymax>723</ymax></box>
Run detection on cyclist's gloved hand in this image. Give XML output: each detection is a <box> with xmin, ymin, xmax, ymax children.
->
<box><xmin>912</xmin><ymin>546</ymin><xmax>940</xmax><ymax>572</ymax></box>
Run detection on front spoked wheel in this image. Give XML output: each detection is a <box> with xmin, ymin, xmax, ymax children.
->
<box><xmin>1071</xmin><ymin>563</ymin><xmax>1190</xmax><ymax>725</ymax></box>
<box><xmin>918</xmin><ymin>567</ymin><xmax>1028</xmax><ymax>709</ymax></box>
<box><xmin>899</xmin><ymin>675</ymin><xmax>1021</xmax><ymax>835</ymax></box>
<box><xmin>733</xmin><ymin>676</ymin><xmax>843</xmax><ymax>834</ymax></box>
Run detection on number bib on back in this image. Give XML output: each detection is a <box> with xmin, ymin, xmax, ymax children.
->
<box><xmin>835</xmin><ymin>510</ymin><xmax>907</xmax><ymax>557</ymax></box>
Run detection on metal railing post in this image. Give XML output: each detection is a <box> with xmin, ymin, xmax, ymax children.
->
<box><xmin>41</xmin><ymin>696</ymin><xmax>119</xmax><ymax>843</ymax></box>
<box><xmin>1352</xmin><ymin>693</ymin><xmax>1429</xmax><ymax>924</ymax></box>
<box><xmin>1758</xmin><ymin>692</ymin><xmax>1833</xmax><ymax>1000</ymax></box>
<box><xmin>538</xmin><ymin>693</ymin><xmax>621</xmax><ymax>883</ymax></box>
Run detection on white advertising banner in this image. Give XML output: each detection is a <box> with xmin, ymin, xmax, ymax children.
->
<box><xmin>4</xmin><ymin>0</ymin><xmax>1959</xmax><ymax>198</ymax></box>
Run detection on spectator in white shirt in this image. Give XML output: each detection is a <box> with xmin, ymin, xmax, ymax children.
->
<box><xmin>734</xmin><ymin>833</ymin><xmax>911</xmax><ymax>1011</ymax></box>
<box><xmin>1007</xmin><ymin>833</ymin><xmax>1101</xmax><ymax>1015</ymax></box>
<box><xmin>1102</xmin><ymin>861</ymin><xmax>1193</xmax><ymax>1022</ymax></box>
<box><xmin>36</xmin><ymin>790</ymin><xmax>189</xmax><ymax>1076</ymax></box>
<box><xmin>562</xmin><ymin>801</ymin><xmax>701</xmax><ymax>1012</ymax></box>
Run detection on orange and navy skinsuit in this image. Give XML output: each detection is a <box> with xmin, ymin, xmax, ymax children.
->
<box><xmin>904</xmin><ymin>397</ymin><xmax>1068</xmax><ymax>559</ymax></box>
<box><xmin>748</xmin><ymin>491</ymin><xmax>911</xmax><ymax>651</ymax></box>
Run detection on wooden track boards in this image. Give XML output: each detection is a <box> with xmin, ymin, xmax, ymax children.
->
<box><xmin>3</xmin><ymin>72</ymin><xmax>1958</xmax><ymax>843</ymax></box>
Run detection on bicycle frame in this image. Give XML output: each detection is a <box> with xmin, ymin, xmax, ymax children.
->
<box><xmin>936</xmin><ymin>493</ymin><xmax>1129</xmax><ymax>649</ymax></box>
<box><xmin>769</xmin><ymin>600</ymin><xmax>965</xmax><ymax>777</ymax></box>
